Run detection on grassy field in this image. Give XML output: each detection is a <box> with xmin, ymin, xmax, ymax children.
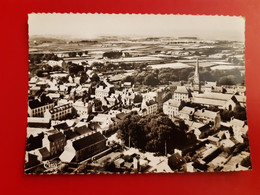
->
<box><xmin>148</xmin><ymin>62</ymin><xmax>191</xmax><ymax>69</ymax></box>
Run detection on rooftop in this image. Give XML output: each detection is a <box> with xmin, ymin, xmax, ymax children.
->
<box><xmin>72</xmin><ymin>132</ymin><xmax>106</xmax><ymax>151</ymax></box>
<box><xmin>74</xmin><ymin>124</ymin><xmax>92</xmax><ymax>135</ymax></box>
<box><xmin>165</xmin><ymin>99</ymin><xmax>181</xmax><ymax>107</ymax></box>
<box><xmin>48</xmin><ymin>132</ymin><xmax>66</xmax><ymax>142</ymax></box>
<box><xmin>27</xmin><ymin>117</ymin><xmax>50</xmax><ymax>124</ymax></box>
<box><xmin>179</xmin><ymin>106</ymin><xmax>195</xmax><ymax>115</ymax></box>
<box><xmin>146</xmin><ymin>99</ymin><xmax>157</xmax><ymax>106</ymax></box>
<box><xmin>49</xmin><ymin>103</ymin><xmax>72</xmax><ymax>114</ymax></box>
<box><xmin>53</xmin><ymin>122</ymin><xmax>70</xmax><ymax>130</ymax></box>
<box><xmin>230</xmin><ymin>118</ymin><xmax>245</xmax><ymax>127</ymax></box>
<box><xmin>194</xmin><ymin>109</ymin><xmax>218</xmax><ymax>119</ymax></box>
<box><xmin>175</xmin><ymin>86</ymin><xmax>190</xmax><ymax>94</ymax></box>
<box><xmin>28</xmin><ymin>96</ymin><xmax>53</xmax><ymax>109</ymax></box>
<box><xmin>193</xmin><ymin>92</ymin><xmax>234</xmax><ymax>101</ymax></box>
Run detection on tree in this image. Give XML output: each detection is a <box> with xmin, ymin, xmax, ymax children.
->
<box><xmin>58</xmin><ymin>76</ymin><xmax>69</xmax><ymax>84</ymax></box>
<box><xmin>158</xmin><ymin>73</ymin><xmax>174</xmax><ymax>84</ymax></box>
<box><xmin>78</xmin><ymin>52</ymin><xmax>83</xmax><ymax>57</ymax></box>
<box><xmin>218</xmin><ymin>75</ymin><xmax>236</xmax><ymax>85</ymax></box>
<box><xmin>123</xmin><ymin>75</ymin><xmax>135</xmax><ymax>84</ymax></box>
<box><xmin>68</xmin><ymin>64</ymin><xmax>84</xmax><ymax>75</ymax></box>
<box><xmin>52</xmin><ymin>65</ymin><xmax>63</xmax><ymax>72</ymax></box>
<box><xmin>153</xmin><ymin>69</ymin><xmax>159</xmax><ymax>78</ymax></box>
<box><xmin>69</xmin><ymin>52</ymin><xmax>77</xmax><ymax>57</ymax></box>
<box><xmin>143</xmin><ymin>74</ymin><xmax>159</xmax><ymax>86</ymax></box>
<box><xmin>51</xmin><ymin>55</ymin><xmax>59</xmax><ymax>61</ymax></box>
<box><xmin>36</xmin><ymin>69</ymin><xmax>44</xmax><ymax>77</ymax></box>
<box><xmin>80</xmin><ymin>72</ymin><xmax>88</xmax><ymax>84</ymax></box>
<box><xmin>90</xmin><ymin>73</ymin><xmax>100</xmax><ymax>82</ymax></box>
<box><xmin>91</xmin><ymin>62</ymin><xmax>104</xmax><ymax>68</ymax></box>
<box><xmin>117</xmin><ymin>113</ymin><xmax>188</xmax><ymax>155</ymax></box>
<box><xmin>103</xmin><ymin>51</ymin><xmax>122</xmax><ymax>59</ymax></box>
<box><xmin>133</xmin><ymin>94</ymin><xmax>143</xmax><ymax>103</ymax></box>
<box><xmin>233</xmin><ymin>105</ymin><xmax>247</xmax><ymax>120</ymax></box>
<box><xmin>220</xmin><ymin>109</ymin><xmax>234</xmax><ymax>121</ymax></box>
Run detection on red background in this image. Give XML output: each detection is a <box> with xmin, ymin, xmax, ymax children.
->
<box><xmin>0</xmin><ymin>0</ymin><xmax>260</xmax><ymax>194</ymax></box>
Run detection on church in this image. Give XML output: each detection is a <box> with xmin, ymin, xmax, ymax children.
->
<box><xmin>192</xmin><ymin>58</ymin><xmax>201</xmax><ymax>94</ymax></box>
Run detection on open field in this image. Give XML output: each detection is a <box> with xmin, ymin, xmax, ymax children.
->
<box><xmin>148</xmin><ymin>62</ymin><xmax>192</xmax><ymax>69</ymax></box>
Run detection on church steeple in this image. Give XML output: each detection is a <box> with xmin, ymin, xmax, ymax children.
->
<box><xmin>194</xmin><ymin>58</ymin><xmax>200</xmax><ymax>84</ymax></box>
<box><xmin>193</xmin><ymin>58</ymin><xmax>201</xmax><ymax>93</ymax></box>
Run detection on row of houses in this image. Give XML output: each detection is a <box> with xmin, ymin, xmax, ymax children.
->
<box><xmin>171</xmin><ymin>85</ymin><xmax>245</xmax><ymax>110</ymax></box>
<box><xmin>25</xmin><ymin>120</ymin><xmax>109</xmax><ymax>169</ymax></box>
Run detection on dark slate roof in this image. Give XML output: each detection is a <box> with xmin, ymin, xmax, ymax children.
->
<box><xmin>64</xmin><ymin>130</ymin><xmax>78</xmax><ymax>140</ymax></box>
<box><xmin>146</xmin><ymin>100</ymin><xmax>157</xmax><ymax>106</ymax></box>
<box><xmin>28</xmin><ymin>99</ymin><xmax>43</xmax><ymax>109</ymax></box>
<box><xmin>48</xmin><ymin>132</ymin><xmax>66</xmax><ymax>142</ymax></box>
<box><xmin>75</xmin><ymin>125</ymin><xmax>92</xmax><ymax>135</ymax></box>
<box><xmin>53</xmin><ymin>122</ymin><xmax>69</xmax><ymax>130</ymax></box>
<box><xmin>86</xmin><ymin>115</ymin><xmax>95</xmax><ymax>122</ymax></box>
<box><xmin>88</xmin><ymin>122</ymin><xmax>101</xmax><ymax>131</ymax></box>
<box><xmin>38</xmin><ymin>147</ymin><xmax>50</xmax><ymax>158</ymax></box>
<box><xmin>28</xmin><ymin>96</ymin><xmax>53</xmax><ymax>109</ymax></box>
<box><xmin>40</xmin><ymin>94</ymin><xmax>53</xmax><ymax>104</ymax></box>
<box><xmin>49</xmin><ymin>103</ymin><xmax>71</xmax><ymax>114</ymax></box>
<box><xmin>198</xmin><ymin>124</ymin><xmax>211</xmax><ymax>131</ymax></box>
<box><xmin>73</xmin><ymin>132</ymin><xmax>106</xmax><ymax>151</ymax></box>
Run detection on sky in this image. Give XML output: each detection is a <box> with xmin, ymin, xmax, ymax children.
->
<box><xmin>28</xmin><ymin>13</ymin><xmax>245</xmax><ymax>41</ymax></box>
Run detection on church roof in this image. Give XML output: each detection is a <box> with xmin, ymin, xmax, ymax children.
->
<box><xmin>194</xmin><ymin>92</ymin><xmax>233</xmax><ymax>101</ymax></box>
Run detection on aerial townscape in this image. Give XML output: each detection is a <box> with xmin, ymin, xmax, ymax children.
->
<box><xmin>25</xmin><ymin>35</ymin><xmax>251</xmax><ymax>174</ymax></box>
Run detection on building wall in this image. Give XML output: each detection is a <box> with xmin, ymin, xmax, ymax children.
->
<box><xmin>49</xmin><ymin>138</ymin><xmax>66</xmax><ymax>156</ymax></box>
<box><xmin>223</xmin><ymin>99</ymin><xmax>237</xmax><ymax>111</ymax></box>
<box><xmin>46</xmin><ymin>105</ymin><xmax>73</xmax><ymax>121</ymax></box>
<box><xmin>143</xmin><ymin>104</ymin><xmax>157</xmax><ymax>116</ymax></box>
<box><xmin>179</xmin><ymin>112</ymin><xmax>191</xmax><ymax>121</ymax></box>
<box><xmin>75</xmin><ymin>140</ymin><xmax>107</xmax><ymax>162</ymax></box>
<box><xmin>163</xmin><ymin>104</ymin><xmax>179</xmax><ymax>118</ymax></box>
<box><xmin>96</xmin><ymin>90</ymin><xmax>109</xmax><ymax>99</ymax></box>
<box><xmin>28</xmin><ymin>103</ymin><xmax>55</xmax><ymax>117</ymax></box>
<box><xmin>173</xmin><ymin>93</ymin><xmax>189</xmax><ymax>102</ymax></box>
<box><xmin>73</xmin><ymin>104</ymin><xmax>88</xmax><ymax>115</ymax></box>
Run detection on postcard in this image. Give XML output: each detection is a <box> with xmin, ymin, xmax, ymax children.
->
<box><xmin>25</xmin><ymin>13</ymin><xmax>251</xmax><ymax>174</ymax></box>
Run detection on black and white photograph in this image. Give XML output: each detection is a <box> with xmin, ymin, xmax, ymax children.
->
<box><xmin>25</xmin><ymin>13</ymin><xmax>251</xmax><ymax>174</ymax></box>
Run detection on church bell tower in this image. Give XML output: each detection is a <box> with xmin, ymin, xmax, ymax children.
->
<box><xmin>193</xmin><ymin>58</ymin><xmax>201</xmax><ymax>93</ymax></box>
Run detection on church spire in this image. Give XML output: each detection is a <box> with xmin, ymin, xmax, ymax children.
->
<box><xmin>194</xmin><ymin>58</ymin><xmax>200</xmax><ymax>84</ymax></box>
<box><xmin>193</xmin><ymin>58</ymin><xmax>201</xmax><ymax>93</ymax></box>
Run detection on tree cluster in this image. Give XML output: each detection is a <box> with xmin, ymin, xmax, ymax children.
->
<box><xmin>33</xmin><ymin>64</ymin><xmax>63</xmax><ymax>77</ymax></box>
<box><xmin>103</xmin><ymin>51</ymin><xmax>123</xmax><ymax>59</ymax></box>
<box><xmin>68</xmin><ymin>63</ymin><xmax>84</xmax><ymax>76</ymax></box>
<box><xmin>29</xmin><ymin>53</ymin><xmax>60</xmax><ymax>64</ymax></box>
<box><xmin>117</xmin><ymin>113</ymin><xmax>191</xmax><ymax>155</ymax></box>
